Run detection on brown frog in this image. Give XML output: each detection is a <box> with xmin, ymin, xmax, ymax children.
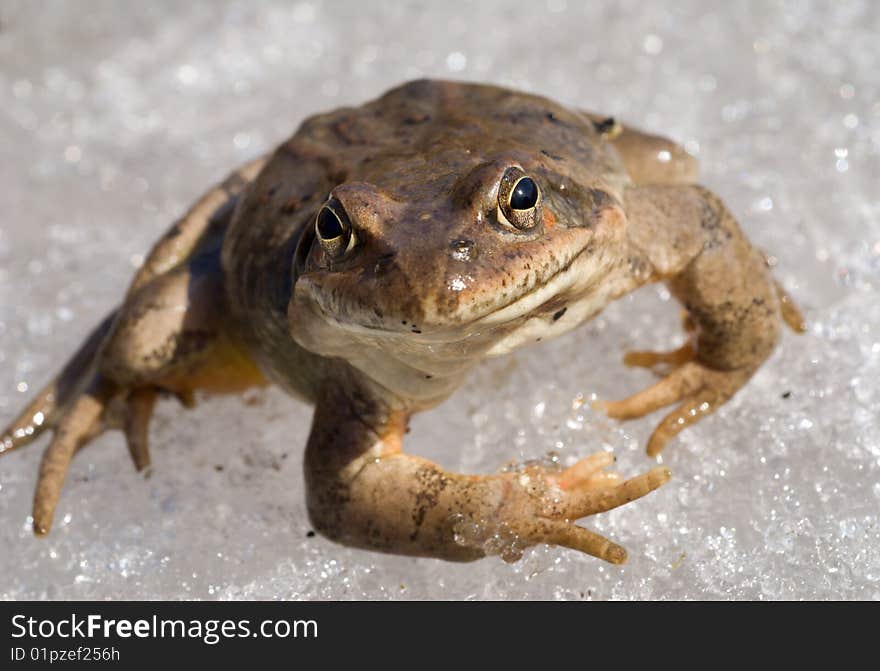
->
<box><xmin>1</xmin><ymin>80</ymin><xmax>804</xmax><ymax>564</ymax></box>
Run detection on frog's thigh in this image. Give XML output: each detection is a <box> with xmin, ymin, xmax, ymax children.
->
<box><xmin>583</xmin><ymin>111</ymin><xmax>697</xmax><ymax>185</ymax></box>
<box><xmin>129</xmin><ymin>154</ymin><xmax>267</xmax><ymax>293</ymax></box>
<box><xmin>604</xmin><ymin>184</ymin><xmax>796</xmax><ymax>455</ymax></box>
<box><xmin>612</xmin><ymin>127</ymin><xmax>698</xmax><ymax>185</ymax></box>
<box><xmin>100</xmin><ymin>265</ymin><xmax>262</xmax><ymax>395</ymax></box>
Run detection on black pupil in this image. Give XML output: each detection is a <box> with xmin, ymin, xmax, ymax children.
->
<box><xmin>510</xmin><ymin>177</ymin><xmax>538</xmax><ymax>210</ymax></box>
<box><xmin>317</xmin><ymin>207</ymin><xmax>344</xmax><ymax>239</ymax></box>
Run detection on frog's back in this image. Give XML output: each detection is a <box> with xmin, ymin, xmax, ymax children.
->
<box><xmin>292</xmin><ymin>79</ymin><xmax>621</xmax><ymax>174</ymax></box>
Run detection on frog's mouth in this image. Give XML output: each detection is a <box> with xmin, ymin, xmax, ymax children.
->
<box><xmin>291</xmin><ymin>233</ymin><xmax>625</xmax><ymax>378</ymax></box>
<box><xmin>471</xmin><ymin>244</ymin><xmax>593</xmax><ymax>327</ymax></box>
<box><xmin>307</xmin><ymin>237</ymin><xmax>597</xmax><ymax>344</ymax></box>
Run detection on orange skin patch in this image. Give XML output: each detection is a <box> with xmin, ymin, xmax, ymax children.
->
<box><xmin>159</xmin><ymin>337</ymin><xmax>267</xmax><ymax>396</ymax></box>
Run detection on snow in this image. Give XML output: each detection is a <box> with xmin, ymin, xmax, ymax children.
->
<box><xmin>1</xmin><ymin>0</ymin><xmax>878</xmax><ymax>599</ymax></box>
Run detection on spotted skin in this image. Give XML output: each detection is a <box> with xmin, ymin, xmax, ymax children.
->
<box><xmin>2</xmin><ymin>80</ymin><xmax>802</xmax><ymax>563</ymax></box>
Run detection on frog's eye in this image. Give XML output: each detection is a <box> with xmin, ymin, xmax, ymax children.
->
<box><xmin>315</xmin><ymin>199</ymin><xmax>356</xmax><ymax>260</ymax></box>
<box><xmin>497</xmin><ymin>167</ymin><xmax>542</xmax><ymax>231</ymax></box>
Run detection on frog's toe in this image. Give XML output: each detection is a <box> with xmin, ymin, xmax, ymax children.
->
<box><xmin>557</xmin><ymin>451</ymin><xmax>616</xmax><ymax>489</ymax></box>
<box><xmin>597</xmin><ymin>361</ymin><xmax>707</xmax><ymax>420</ymax></box>
<box><xmin>557</xmin><ymin>451</ymin><xmax>627</xmax><ymax>492</ymax></box>
<box><xmin>621</xmin><ymin>309</ymin><xmax>696</xmax><ymax>374</ymax></box>
<box><xmin>597</xmin><ymin>362</ymin><xmax>752</xmax><ymax>455</ymax></box>
<box><xmin>123</xmin><ymin>387</ymin><xmax>157</xmax><ymax>472</ymax></box>
<box><xmin>0</xmin><ymin>384</ymin><xmax>55</xmax><ymax>456</ymax></box>
<box><xmin>541</xmin><ymin>465</ymin><xmax>671</xmax><ymax>563</ymax></box>
<box><xmin>645</xmin><ymin>390</ymin><xmax>722</xmax><ymax>457</ymax></box>
<box><xmin>1</xmin><ymin>313</ymin><xmax>117</xmax><ymax>457</ymax></box>
<box><xmin>32</xmin><ymin>379</ymin><xmax>115</xmax><ymax>535</ymax></box>
<box><xmin>622</xmin><ymin>341</ymin><xmax>695</xmax><ymax>374</ymax></box>
<box><xmin>558</xmin><ymin>465</ymin><xmax>671</xmax><ymax>519</ymax></box>
<box><xmin>29</xmin><ymin>378</ymin><xmax>161</xmax><ymax>535</ymax></box>
<box><xmin>538</xmin><ymin>520</ymin><xmax>629</xmax><ymax>564</ymax></box>
<box><xmin>775</xmin><ymin>280</ymin><xmax>807</xmax><ymax>334</ymax></box>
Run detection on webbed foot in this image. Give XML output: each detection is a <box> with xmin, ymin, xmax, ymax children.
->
<box><xmin>458</xmin><ymin>453</ymin><xmax>671</xmax><ymax>563</ymax></box>
<box><xmin>597</xmin><ymin>362</ymin><xmax>752</xmax><ymax>456</ymax></box>
<box><xmin>22</xmin><ymin>378</ymin><xmax>166</xmax><ymax>535</ymax></box>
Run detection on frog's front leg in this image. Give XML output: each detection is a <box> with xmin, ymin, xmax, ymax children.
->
<box><xmin>305</xmin><ymin>384</ymin><xmax>670</xmax><ymax>563</ymax></box>
<box><xmin>599</xmin><ymin>185</ymin><xmax>805</xmax><ymax>456</ymax></box>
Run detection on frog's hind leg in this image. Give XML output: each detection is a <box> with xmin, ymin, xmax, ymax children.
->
<box><xmin>584</xmin><ymin>111</ymin><xmax>698</xmax><ymax>185</ymax></box>
<box><xmin>31</xmin><ymin>376</ymin><xmax>115</xmax><ymax>534</ymax></box>
<box><xmin>598</xmin><ymin>184</ymin><xmax>805</xmax><ymax>456</ymax></box>
<box><xmin>620</xmin><ymin>283</ymin><xmax>805</xmax><ymax>378</ymax></box>
<box><xmin>127</xmin><ymin>154</ymin><xmax>266</xmax><ymax>294</ymax></box>
<box><xmin>122</xmin><ymin>387</ymin><xmax>157</xmax><ymax>472</ymax></box>
<box><xmin>30</xmin><ymin>378</ymin><xmax>169</xmax><ymax>534</ymax></box>
<box><xmin>2</xmin><ymin>154</ymin><xmax>266</xmax><ymax>459</ymax></box>
<box><xmin>624</xmin><ymin>311</ymin><xmax>697</xmax><ymax>372</ymax></box>
<box><xmin>613</xmin><ymin>127</ymin><xmax>698</xmax><ymax>185</ymax></box>
<box><xmin>0</xmin><ymin>309</ymin><xmax>174</xmax><ymax>533</ymax></box>
<box><xmin>4</xmin><ymin>155</ymin><xmax>269</xmax><ymax>535</ymax></box>
<box><xmin>0</xmin><ymin>311</ymin><xmax>116</xmax><ymax>456</ymax></box>
<box><xmin>21</xmin><ymin>262</ymin><xmax>263</xmax><ymax>535</ymax></box>
<box><xmin>598</xmin><ymin>362</ymin><xmax>753</xmax><ymax>456</ymax></box>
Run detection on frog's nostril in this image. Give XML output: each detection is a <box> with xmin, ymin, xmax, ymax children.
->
<box><xmin>449</xmin><ymin>239</ymin><xmax>476</xmax><ymax>262</ymax></box>
<box><xmin>373</xmin><ymin>252</ymin><xmax>396</xmax><ymax>276</ymax></box>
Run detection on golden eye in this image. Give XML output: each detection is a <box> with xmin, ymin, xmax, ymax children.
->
<box><xmin>497</xmin><ymin>167</ymin><xmax>542</xmax><ymax>230</ymax></box>
<box><xmin>315</xmin><ymin>199</ymin><xmax>356</xmax><ymax>260</ymax></box>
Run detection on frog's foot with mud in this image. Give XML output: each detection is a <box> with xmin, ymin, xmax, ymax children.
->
<box><xmin>304</xmin><ymin>385</ymin><xmax>671</xmax><ymax>565</ymax></box>
<box><xmin>453</xmin><ymin>451</ymin><xmax>672</xmax><ymax>563</ymax></box>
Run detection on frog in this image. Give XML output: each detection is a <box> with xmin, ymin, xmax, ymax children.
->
<box><xmin>1</xmin><ymin>79</ymin><xmax>804</xmax><ymax>564</ymax></box>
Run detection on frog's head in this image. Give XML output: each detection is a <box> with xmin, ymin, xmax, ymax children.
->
<box><xmin>287</xmin><ymin>81</ymin><xmax>632</xmax><ymax>385</ymax></box>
